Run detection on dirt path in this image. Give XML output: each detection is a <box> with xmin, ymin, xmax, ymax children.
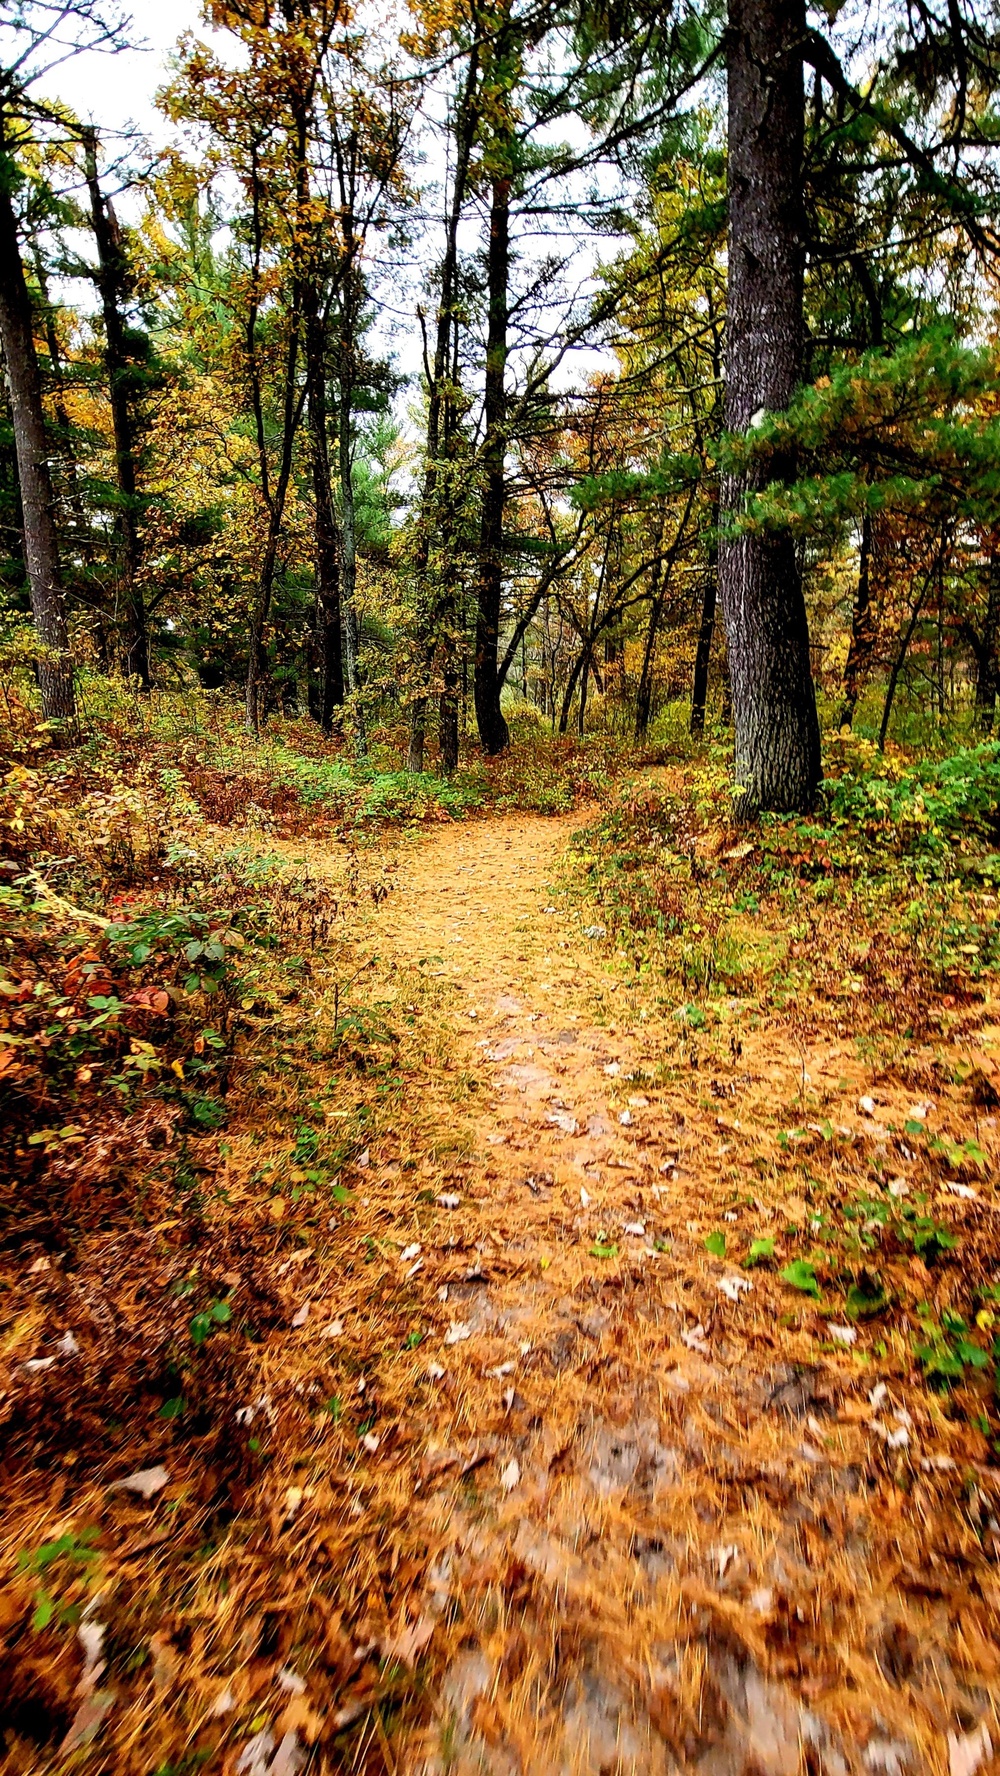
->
<box><xmin>352</xmin><ymin>815</ymin><xmax>999</xmax><ymax>1776</ymax></box>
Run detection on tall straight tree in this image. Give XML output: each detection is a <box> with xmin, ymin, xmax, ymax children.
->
<box><xmin>0</xmin><ymin>0</ymin><xmax>131</xmax><ymax>727</ymax></box>
<box><xmin>82</xmin><ymin>128</ymin><xmax>150</xmax><ymax>687</ymax></box>
<box><xmin>0</xmin><ymin>124</ymin><xmax>75</xmax><ymax>724</ymax></box>
<box><xmin>717</xmin><ymin>0</ymin><xmax>820</xmax><ymax>814</ymax></box>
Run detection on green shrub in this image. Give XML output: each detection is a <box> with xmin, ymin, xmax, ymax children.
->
<box><xmin>822</xmin><ymin>742</ymin><xmax>1000</xmax><ymax>858</ymax></box>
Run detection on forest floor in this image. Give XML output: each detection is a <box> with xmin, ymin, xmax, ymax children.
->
<box><xmin>4</xmin><ymin>762</ymin><xmax>1000</xmax><ymax>1776</ymax></box>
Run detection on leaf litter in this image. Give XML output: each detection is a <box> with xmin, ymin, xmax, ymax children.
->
<box><xmin>2</xmin><ymin>809</ymin><xmax>1000</xmax><ymax>1774</ymax></box>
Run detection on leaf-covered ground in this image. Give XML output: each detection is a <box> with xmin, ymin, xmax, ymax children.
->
<box><xmin>2</xmin><ymin>768</ymin><xmax>1000</xmax><ymax>1776</ymax></box>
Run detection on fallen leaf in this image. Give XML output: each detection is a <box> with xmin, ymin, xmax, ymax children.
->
<box><xmin>290</xmin><ymin>1302</ymin><xmax>310</xmax><ymax>1328</ymax></box>
<box><xmin>278</xmin><ymin>1666</ymin><xmax>306</xmax><ymax>1695</ymax></box>
<box><xmin>546</xmin><ymin>1110</ymin><xmax>578</xmax><ymax>1134</ymax></box>
<box><xmin>237</xmin><ymin>1730</ymin><xmax>276</xmax><ymax>1776</ymax></box>
<box><xmin>444</xmin><ymin>1322</ymin><xmax>471</xmax><ymax>1345</ymax></box>
<box><xmin>717</xmin><ymin>1275</ymin><xmax>752</xmax><ymax>1303</ymax></box>
<box><xmin>59</xmin><ymin>1690</ymin><xmax>113</xmax><ymax>1754</ymax></box>
<box><xmin>948</xmin><ymin>1724</ymin><xmax>992</xmax><ymax>1776</ymax></box>
<box><xmin>715</xmin><ymin>1543</ymin><xmax>739</xmax><ymax>1578</ymax></box>
<box><xmin>110</xmin><ymin>1464</ymin><xmax>169</xmax><ymax>1500</ymax></box>
<box><xmin>499</xmin><ymin>1457</ymin><xmax>520</xmax><ymax>1492</ymax></box>
<box><xmin>828</xmin><ymin>1323</ymin><xmax>857</xmax><ymax>1345</ymax></box>
<box><xmin>333</xmin><ymin>1698</ymin><xmax>372</xmax><ymax>1729</ymax></box>
<box><xmin>383</xmin><ymin>1614</ymin><xmax>435</xmax><ymax>1667</ymax></box>
<box><xmin>150</xmin><ymin>1630</ymin><xmax>180</xmax><ymax>1691</ymax></box>
<box><xmin>77</xmin><ymin>1620</ymin><xmax>105</xmax><ymax>1693</ymax></box>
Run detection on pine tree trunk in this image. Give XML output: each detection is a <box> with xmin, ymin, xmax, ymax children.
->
<box><xmin>718</xmin><ymin>0</ymin><xmax>820</xmax><ymax>814</ymax></box>
<box><xmin>474</xmin><ymin>172</ymin><xmax>511</xmax><ymax>756</ymax></box>
<box><xmin>0</xmin><ymin>159</ymin><xmax>75</xmax><ymax>727</ymax></box>
<box><xmin>409</xmin><ymin>46</ymin><xmax>480</xmax><ymax>771</ymax></box>
<box><xmin>304</xmin><ymin>294</ymin><xmax>343</xmax><ymax>730</ymax></box>
<box><xmin>84</xmin><ymin>132</ymin><xmax>149</xmax><ymax>688</ymax></box>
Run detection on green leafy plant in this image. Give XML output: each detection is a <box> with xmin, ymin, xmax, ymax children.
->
<box><xmin>189</xmin><ymin>1298</ymin><xmax>232</xmax><ymax>1346</ymax></box>
<box><xmin>17</xmin><ymin>1528</ymin><xmax>101</xmax><ymax>1631</ymax></box>
<box><xmin>914</xmin><ymin>1308</ymin><xmax>990</xmax><ymax>1388</ymax></box>
<box><xmin>744</xmin><ymin>1236</ymin><xmax>775</xmax><ymax>1267</ymax></box>
<box><xmin>781</xmin><ymin>1258</ymin><xmax>820</xmax><ymax>1297</ymax></box>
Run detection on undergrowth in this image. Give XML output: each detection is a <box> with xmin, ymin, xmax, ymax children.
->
<box><xmin>573</xmin><ymin>740</ymin><xmax>1000</xmax><ymax>1454</ymax></box>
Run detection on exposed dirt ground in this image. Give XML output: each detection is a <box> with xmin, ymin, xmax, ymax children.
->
<box><xmin>350</xmin><ymin>809</ymin><xmax>1000</xmax><ymax>1776</ymax></box>
<box><xmin>5</xmin><ymin>802</ymin><xmax>1000</xmax><ymax>1776</ymax></box>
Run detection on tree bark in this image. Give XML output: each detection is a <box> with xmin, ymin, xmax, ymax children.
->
<box><xmin>473</xmin><ymin>171</ymin><xmax>511</xmax><ymax>756</ymax></box>
<box><xmin>337</xmin><ymin>293</ymin><xmax>366</xmax><ymax>756</ymax></box>
<box><xmin>83</xmin><ymin>130</ymin><xmax>149</xmax><ymax>688</ymax></box>
<box><xmin>31</xmin><ymin>250</ymin><xmax>87</xmax><ymax>546</ymax></box>
<box><xmin>304</xmin><ymin>291</ymin><xmax>343</xmax><ymax>730</ymax></box>
<box><xmin>718</xmin><ymin>0</ymin><xmax>820</xmax><ymax>813</ymax></box>
<box><xmin>690</xmin><ymin>557</ymin><xmax>718</xmax><ymax>738</ymax></box>
<box><xmin>244</xmin><ymin>122</ymin><xmax>308</xmax><ymax>736</ymax></box>
<box><xmin>409</xmin><ymin>45</ymin><xmax>480</xmax><ymax>772</ymax></box>
<box><xmin>691</xmin><ymin>491</ymin><xmax>719</xmax><ymax>737</ymax></box>
<box><xmin>0</xmin><ymin>147</ymin><xmax>75</xmax><ymax>726</ymax></box>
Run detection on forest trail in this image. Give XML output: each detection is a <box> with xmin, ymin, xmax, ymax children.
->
<box><xmin>346</xmin><ymin>811</ymin><xmax>998</xmax><ymax>1776</ymax></box>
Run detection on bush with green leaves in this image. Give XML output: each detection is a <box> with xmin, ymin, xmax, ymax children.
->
<box><xmin>821</xmin><ymin>742</ymin><xmax>1000</xmax><ymax>864</ymax></box>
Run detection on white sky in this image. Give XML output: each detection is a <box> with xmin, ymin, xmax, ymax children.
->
<box><xmin>22</xmin><ymin>1</ymin><xmax>622</xmax><ymax>406</ymax></box>
<box><xmin>31</xmin><ymin>0</ymin><xmax>206</xmax><ymax>143</ymax></box>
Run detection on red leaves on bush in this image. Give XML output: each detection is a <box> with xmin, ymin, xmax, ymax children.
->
<box><xmin>126</xmin><ymin>986</ymin><xmax>170</xmax><ymax>1014</ymax></box>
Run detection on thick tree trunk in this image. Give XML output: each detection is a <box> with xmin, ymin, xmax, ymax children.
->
<box><xmin>474</xmin><ymin>172</ymin><xmax>511</xmax><ymax>756</ymax></box>
<box><xmin>718</xmin><ymin>0</ymin><xmax>820</xmax><ymax>814</ymax></box>
<box><xmin>84</xmin><ymin>132</ymin><xmax>149</xmax><ymax>688</ymax></box>
<box><xmin>0</xmin><ymin>157</ymin><xmax>75</xmax><ymax>726</ymax></box>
